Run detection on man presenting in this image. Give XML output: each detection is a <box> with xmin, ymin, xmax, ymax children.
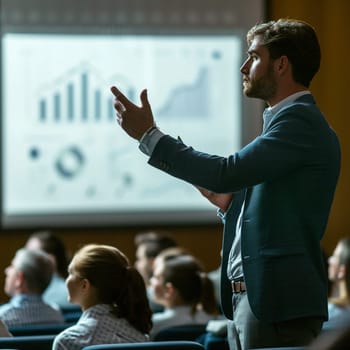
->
<box><xmin>111</xmin><ymin>18</ymin><xmax>341</xmax><ymax>349</ymax></box>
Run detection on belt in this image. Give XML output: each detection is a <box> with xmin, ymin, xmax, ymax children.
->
<box><xmin>231</xmin><ymin>280</ymin><xmax>246</xmax><ymax>293</ymax></box>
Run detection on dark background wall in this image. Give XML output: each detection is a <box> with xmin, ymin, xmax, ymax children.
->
<box><xmin>0</xmin><ymin>0</ymin><xmax>349</xmax><ymax>302</ymax></box>
<box><xmin>267</xmin><ymin>0</ymin><xmax>350</xmax><ymax>253</ymax></box>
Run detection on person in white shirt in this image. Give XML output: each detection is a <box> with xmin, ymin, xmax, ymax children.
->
<box><xmin>53</xmin><ymin>244</ymin><xmax>152</xmax><ymax>350</ymax></box>
<box><xmin>134</xmin><ymin>230</ymin><xmax>178</xmax><ymax>313</ymax></box>
<box><xmin>0</xmin><ymin>248</ymin><xmax>64</xmax><ymax>326</ymax></box>
<box><xmin>150</xmin><ymin>254</ymin><xmax>219</xmax><ymax>338</ymax></box>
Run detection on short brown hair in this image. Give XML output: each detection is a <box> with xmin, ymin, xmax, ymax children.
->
<box><xmin>247</xmin><ymin>18</ymin><xmax>321</xmax><ymax>87</ymax></box>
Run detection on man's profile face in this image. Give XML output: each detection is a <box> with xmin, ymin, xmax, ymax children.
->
<box><xmin>240</xmin><ymin>35</ymin><xmax>277</xmax><ymax>102</ymax></box>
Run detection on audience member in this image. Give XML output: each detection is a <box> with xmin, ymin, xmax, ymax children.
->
<box><xmin>150</xmin><ymin>254</ymin><xmax>219</xmax><ymax>339</ymax></box>
<box><xmin>53</xmin><ymin>244</ymin><xmax>152</xmax><ymax>350</ymax></box>
<box><xmin>134</xmin><ymin>231</ymin><xmax>178</xmax><ymax>284</ymax></box>
<box><xmin>134</xmin><ymin>231</ymin><xmax>178</xmax><ymax>311</ymax></box>
<box><xmin>0</xmin><ymin>248</ymin><xmax>65</xmax><ymax>326</ymax></box>
<box><xmin>323</xmin><ymin>238</ymin><xmax>350</xmax><ymax>330</ymax></box>
<box><xmin>25</xmin><ymin>230</ymin><xmax>71</xmax><ymax>308</ymax></box>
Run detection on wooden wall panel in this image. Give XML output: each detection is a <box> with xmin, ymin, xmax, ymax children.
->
<box><xmin>268</xmin><ymin>0</ymin><xmax>350</xmax><ymax>255</ymax></box>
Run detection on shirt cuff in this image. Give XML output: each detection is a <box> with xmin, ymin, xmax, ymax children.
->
<box><xmin>138</xmin><ymin>126</ymin><xmax>165</xmax><ymax>156</ymax></box>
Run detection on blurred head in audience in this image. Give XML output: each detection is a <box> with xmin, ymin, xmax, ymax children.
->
<box><xmin>328</xmin><ymin>237</ymin><xmax>350</xmax><ymax>301</ymax></box>
<box><xmin>5</xmin><ymin>248</ymin><xmax>54</xmax><ymax>296</ymax></box>
<box><xmin>153</xmin><ymin>246</ymin><xmax>189</xmax><ymax>269</ymax></box>
<box><xmin>134</xmin><ymin>231</ymin><xmax>177</xmax><ymax>286</ymax></box>
<box><xmin>26</xmin><ymin>230</ymin><xmax>69</xmax><ymax>278</ymax></box>
<box><xmin>66</xmin><ymin>244</ymin><xmax>152</xmax><ymax>334</ymax></box>
<box><xmin>150</xmin><ymin>254</ymin><xmax>218</xmax><ymax>316</ymax></box>
<box><xmin>1</xmin><ymin>248</ymin><xmax>64</xmax><ymax>327</ymax></box>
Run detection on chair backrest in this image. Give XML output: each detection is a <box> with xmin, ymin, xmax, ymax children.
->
<box><xmin>251</xmin><ymin>348</ymin><xmax>305</xmax><ymax>350</ymax></box>
<box><xmin>0</xmin><ymin>334</ymin><xmax>56</xmax><ymax>350</ymax></box>
<box><xmin>82</xmin><ymin>341</ymin><xmax>204</xmax><ymax>350</ymax></box>
<box><xmin>197</xmin><ymin>332</ymin><xmax>229</xmax><ymax>350</ymax></box>
<box><xmin>8</xmin><ymin>322</ymin><xmax>74</xmax><ymax>336</ymax></box>
<box><xmin>60</xmin><ymin>304</ymin><xmax>82</xmax><ymax>323</ymax></box>
<box><xmin>153</xmin><ymin>324</ymin><xmax>207</xmax><ymax>341</ymax></box>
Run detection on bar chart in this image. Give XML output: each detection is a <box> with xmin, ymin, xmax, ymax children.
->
<box><xmin>37</xmin><ymin>63</ymin><xmax>135</xmax><ymax>124</ymax></box>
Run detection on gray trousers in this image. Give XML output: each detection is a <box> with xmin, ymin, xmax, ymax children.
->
<box><xmin>227</xmin><ymin>292</ymin><xmax>323</xmax><ymax>350</ymax></box>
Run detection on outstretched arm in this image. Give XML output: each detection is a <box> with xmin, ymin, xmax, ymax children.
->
<box><xmin>110</xmin><ymin>86</ymin><xmax>155</xmax><ymax>140</ymax></box>
<box><xmin>111</xmin><ymin>86</ymin><xmax>234</xmax><ymax>206</ymax></box>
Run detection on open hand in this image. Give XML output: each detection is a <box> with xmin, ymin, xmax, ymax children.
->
<box><xmin>111</xmin><ymin>86</ymin><xmax>155</xmax><ymax>140</ymax></box>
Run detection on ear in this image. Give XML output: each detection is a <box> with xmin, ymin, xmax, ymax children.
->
<box><xmin>14</xmin><ymin>271</ymin><xmax>25</xmax><ymax>289</ymax></box>
<box><xmin>81</xmin><ymin>278</ymin><xmax>92</xmax><ymax>293</ymax></box>
<box><xmin>275</xmin><ymin>55</ymin><xmax>289</xmax><ymax>73</ymax></box>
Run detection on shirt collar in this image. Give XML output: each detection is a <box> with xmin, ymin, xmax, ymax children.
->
<box><xmin>10</xmin><ymin>294</ymin><xmax>42</xmax><ymax>305</ymax></box>
<box><xmin>266</xmin><ymin>90</ymin><xmax>311</xmax><ymax>116</ymax></box>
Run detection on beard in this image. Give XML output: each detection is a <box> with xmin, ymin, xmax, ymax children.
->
<box><xmin>243</xmin><ymin>63</ymin><xmax>277</xmax><ymax>101</ymax></box>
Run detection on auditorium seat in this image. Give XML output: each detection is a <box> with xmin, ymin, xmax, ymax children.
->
<box><xmin>8</xmin><ymin>321</ymin><xmax>74</xmax><ymax>336</ymax></box>
<box><xmin>153</xmin><ymin>324</ymin><xmax>207</xmax><ymax>342</ymax></box>
<box><xmin>0</xmin><ymin>334</ymin><xmax>56</xmax><ymax>350</ymax></box>
<box><xmin>82</xmin><ymin>341</ymin><xmax>205</xmax><ymax>350</ymax></box>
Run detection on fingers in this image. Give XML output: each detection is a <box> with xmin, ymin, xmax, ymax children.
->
<box><xmin>110</xmin><ymin>86</ymin><xmax>119</xmax><ymax>96</ymax></box>
<box><xmin>140</xmin><ymin>89</ymin><xmax>151</xmax><ymax>111</ymax></box>
<box><xmin>114</xmin><ymin>100</ymin><xmax>125</xmax><ymax>112</ymax></box>
<box><xmin>110</xmin><ymin>86</ymin><xmax>134</xmax><ymax>109</ymax></box>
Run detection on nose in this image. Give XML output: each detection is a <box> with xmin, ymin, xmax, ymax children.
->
<box><xmin>240</xmin><ymin>58</ymin><xmax>250</xmax><ymax>74</ymax></box>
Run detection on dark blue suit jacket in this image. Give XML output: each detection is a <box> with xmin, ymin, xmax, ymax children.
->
<box><xmin>148</xmin><ymin>94</ymin><xmax>341</xmax><ymax>323</ymax></box>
